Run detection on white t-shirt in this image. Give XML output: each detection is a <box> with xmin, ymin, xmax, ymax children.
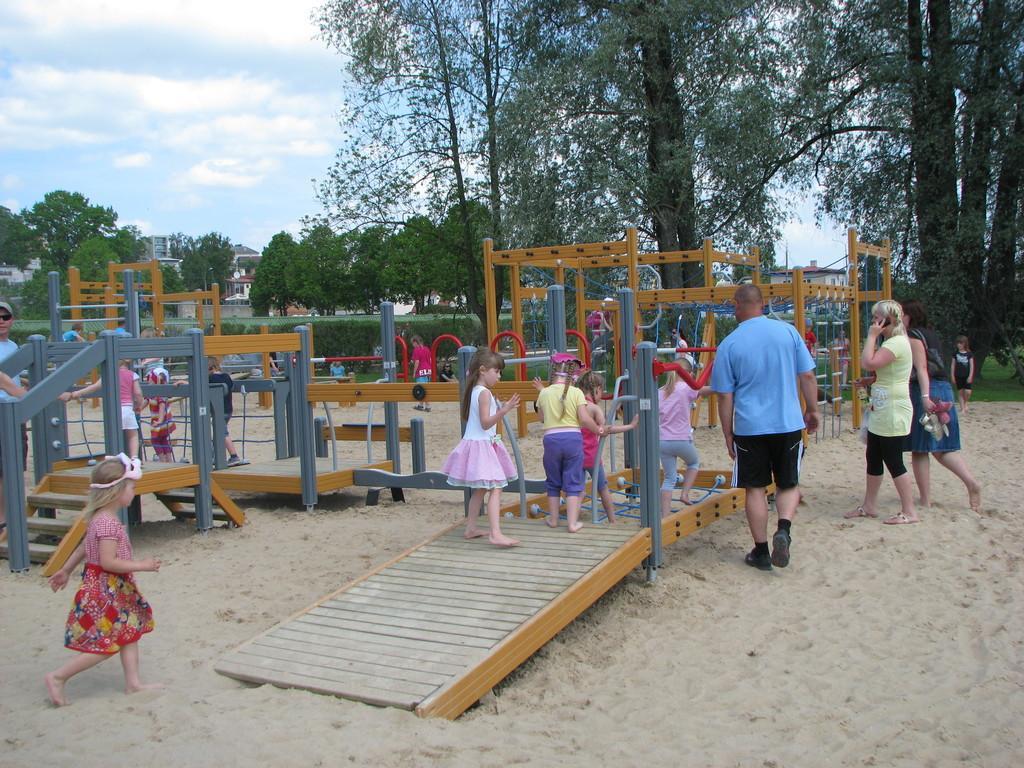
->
<box><xmin>0</xmin><ymin>338</ymin><xmax>19</xmax><ymax>402</ymax></box>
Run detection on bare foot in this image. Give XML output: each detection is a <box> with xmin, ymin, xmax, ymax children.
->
<box><xmin>464</xmin><ymin>529</ymin><xmax>486</xmax><ymax>540</ymax></box>
<box><xmin>126</xmin><ymin>682</ymin><xmax>165</xmax><ymax>695</ymax></box>
<box><xmin>968</xmin><ymin>484</ymin><xmax>982</xmax><ymax>513</ymax></box>
<box><xmin>488</xmin><ymin>534</ymin><xmax>519</xmax><ymax>547</ymax></box>
<box><xmin>605</xmin><ymin>514</ymin><xmax>617</xmax><ymax>524</ymax></box>
<box><xmin>567</xmin><ymin>522</ymin><xmax>584</xmax><ymax>533</ymax></box>
<box><xmin>45</xmin><ymin>673</ymin><xmax>68</xmax><ymax>706</ymax></box>
<box><xmin>844</xmin><ymin>506</ymin><xmax>877</xmax><ymax>519</ymax></box>
<box><xmin>883</xmin><ymin>512</ymin><xmax>920</xmax><ymax>525</ymax></box>
<box><xmin>545</xmin><ymin>517</ymin><xmax>558</xmax><ymax>528</ymax></box>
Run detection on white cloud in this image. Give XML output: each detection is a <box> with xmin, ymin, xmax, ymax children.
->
<box><xmin>178</xmin><ymin>158</ymin><xmax>273</xmax><ymax>189</ymax></box>
<box><xmin>1</xmin><ymin>174</ymin><xmax>21</xmax><ymax>190</ymax></box>
<box><xmin>114</xmin><ymin>152</ymin><xmax>151</xmax><ymax>169</ymax></box>
<box><xmin>5</xmin><ymin>0</ymin><xmax>327</xmax><ymax>52</ymax></box>
<box><xmin>2</xmin><ymin>198</ymin><xmax>20</xmax><ymax>211</ymax></box>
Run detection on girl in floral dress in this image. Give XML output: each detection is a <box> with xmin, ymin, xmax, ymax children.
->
<box><xmin>442</xmin><ymin>348</ymin><xmax>521</xmax><ymax>547</ymax></box>
<box><xmin>44</xmin><ymin>455</ymin><xmax>161</xmax><ymax>706</ymax></box>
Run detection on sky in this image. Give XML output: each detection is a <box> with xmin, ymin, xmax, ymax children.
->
<box><xmin>0</xmin><ymin>1</ymin><xmax>847</xmax><ymax>266</ymax></box>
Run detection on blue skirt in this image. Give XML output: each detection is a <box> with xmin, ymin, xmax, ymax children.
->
<box><xmin>904</xmin><ymin>380</ymin><xmax>961</xmax><ymax>453</ymax></box>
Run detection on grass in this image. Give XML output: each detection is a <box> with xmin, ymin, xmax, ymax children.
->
<box><xmin>969</xmin><ymin>357</ymin><xmax>1024</xmax><ymax>402</ymax></box>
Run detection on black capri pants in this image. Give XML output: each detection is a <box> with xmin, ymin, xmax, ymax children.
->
<box><xmin>865</xmin><ymin>431</ymin><xmax>907</xmax><ymax>478</ymax></box>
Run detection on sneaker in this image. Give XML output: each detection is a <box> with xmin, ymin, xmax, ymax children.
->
<box><xmin>771</xmin><ymin>530</ymin><xmax>791</xmax><ymax>568</ymax></box>
<box><xmin>744</xmin><ymin>548</ymin><xmax>773</xmax><ymax>571</ymax></box>
<box><xmin>227</xmin><ymin>456</ymin><xmax>250</xmax><ymax>467</ymax></box>
<box><xmin>413</xmin><ymin>404</ymin><xmax>425</xmax><ymax>411</ymax></box>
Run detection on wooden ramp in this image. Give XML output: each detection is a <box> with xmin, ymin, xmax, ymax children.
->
<box><xmin>212</xmin><ymin>457</ymin><xmax>393</xmax><ymax>496</ymax></box>
<box><xmin>216</xmin><ymin>518</ymin><xmax>650</xmax><ymax>719</ymax></box>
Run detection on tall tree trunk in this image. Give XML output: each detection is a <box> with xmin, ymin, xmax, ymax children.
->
<box><xmin>479</xmin><ymin>0</ymin><xmax>505</xmax><ymax>310</ymax></box>
<box><xmin>428</xmin><ymin>0</ymin><xmax>486</xmax><ymax>327</ymax></box>
<box><xmin>638</xmin><ymin>8</ymin><xmax>698</xmax><ymax>288</ymax></box>
<box><xmin>907</xmin><ymin>0</ymin><xmax>962</xmax><ymax>332</ymax></box>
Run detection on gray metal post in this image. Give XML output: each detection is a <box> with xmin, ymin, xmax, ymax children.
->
<box><xmin>124</xmin><ymin>270</ymin><xmax>140</xmax><ymax>338</ymax></box>
<box><xmin>313</xmin><ymin>416</ymin><xmax>328</xmax><ymax>458</ymax></box>
<box><xmin>410</xmin><ymin>418</ymin><xmax>426</xmax><ymax>473</ymax></box>
<box><xmin>381</xmin><ymin>302</ymin><xmax>400</xmax><ymax>473</ymax></box>
<box><xmin>546</xmin><ymin>285</ymin><xmax>567</xmax><ymax>354</ymax></box>
<box><xmin>618</xmin><ymin>288</ymin><xmax>638</xmax><ymax>467</ymax></box>
<box><xmin>456</xmin><ymin>345</ymin><xmax>475</xmax><ymax>517</ymax></box>
<box><xmin>294</xmin><ymin>326</ymin><xmax>318</xmax><ymax>510</ymax></box>
<box><xmin>1</xmin><ymin>400</ymin><xmax>29</xmax><ymax>571</ymax></box>
<box><xmin>48</xmin><ymin>271</ymin><xmax>62</xmax><ymax>341</ymax></box>
<box><xmin>99</xmin><ymin>332</ymin><xmax>123</xmax><ymax>456</ymax></box>
<box><xmin>273</xmin><ymin>379</ymin><xmax>290</xmax><ymax>459</ymax></box>
<box><xmin>635</xmin><ymin>341</ymin><xmax>662</xmax><ymax>580</ymax></box>
<box><xmin>27</xmin><ymin>334</ymin><xmax>60</xmax><ymax>483</ymax></box>
<box><xmin>186</xmin><ymin>329</ymin><xmax>214</xmax><ymax>531</ymax></box>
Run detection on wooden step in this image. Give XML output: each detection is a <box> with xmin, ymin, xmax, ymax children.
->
<box><xmin>27</xmin><ymin>492</ymin><xmax>89</xmax><ymax>511</ymax></box>
<box><xmin>0</xmin><ymin>541</ymin><xmax>58</xmax><ymax>563</ymax></box>
<box><xmin>155</xmin><ymin>489</ymin><xmax>196</xmax><ymax>503</ymax></box>
<box><xmin>25</xmin><ymin>517</ymin><xmax>76</xmax><ymax>535</ymax></box>
<box><xmin>168</xmin><ymin>508</ymin><xmax>236</xmax><ymax>524</ymax></box>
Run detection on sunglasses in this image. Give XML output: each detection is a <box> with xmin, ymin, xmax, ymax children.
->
<box><xmin>0</xmin><ymin>314</ymin><xmax>12</xmax><ymax>321</ymax></box>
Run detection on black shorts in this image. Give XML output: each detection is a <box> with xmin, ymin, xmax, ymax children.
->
<box><xmin>732</xmin><ymin>430</ymin><xmax>803</xmax><ymax>490</ymax></box>
<box><xmin>0</xmin><ymin>424</ymin><xmax>29</xmax><ymax>477</ymax></box>
<box><xmin>955</xmin><ymin>376</ymin><xmax>971</xmax><ymax>391</ymax></box>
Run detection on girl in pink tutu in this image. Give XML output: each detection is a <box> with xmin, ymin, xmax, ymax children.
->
<box><xmin>442</xmin><ymin>348</ymin><xmax>522</xmax><ymax>547</ymax></box>
<box><xmin>44</xmin><ymin>455</ymin><xmax>161</xmax><ymax>706</ymax></box>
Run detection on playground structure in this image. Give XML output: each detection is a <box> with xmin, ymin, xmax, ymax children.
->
<box><xmin>5</xmin><ymin>227</ymin><xmax>892</xmax><ymax>718</ymax></box>
<box><xmin>61</xmin><ymin>260</ymin><xmax>222</xmax><ymax>338</ymax></box>
<box><xmin>483</xmin><ymin>227</ymin><xmax>892</xmax><ymax>430</ymax></box>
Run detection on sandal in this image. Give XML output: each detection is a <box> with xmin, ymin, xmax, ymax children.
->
<box><xmin>883</xmin><ymin>512</ymin><xmax>920</xmax><ymax>525</ymax></box>
<box><xmin>843</xmin><ymin>506</ymin><xmax>877</xmax><ymax>519</ymax></box>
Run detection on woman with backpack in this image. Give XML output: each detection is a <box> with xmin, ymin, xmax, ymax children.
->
<box><xmin>900</xmin><ymin>299</ymin><xmax>981</xmax><ymax>512</ymax></box>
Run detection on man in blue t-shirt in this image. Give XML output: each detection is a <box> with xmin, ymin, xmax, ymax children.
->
<box><xmin>711</xmin><ymin>285</ymin><xmax>819</xmax><ymax>571</ymax></box>
<box><xmin>62</xmin><ymin>322</ymin><xmax>85</xmax><ymax>343</ymax></box>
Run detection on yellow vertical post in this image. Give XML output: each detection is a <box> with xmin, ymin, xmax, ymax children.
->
<box><xmin>882</xmin><ymin>238</ymin><xmax>892</xmax><ymax>299</ymax></box>
<box><xmin>483</xmin><ymin>239</ymin><xmax>498</xmax><ymax>343</ymax></box>
<box><xmin>702</xmin><ymin>238</ymin><xmax>714</xmax><ymax>288</ymax></box>
<box><xmin>848</xmin><ymin>228</ymin><xmax>863</xmax><ymax>428</ymax></box>
<box><xmin>68</xmin><ymin>267</ymin><xmax>82</xmax><ymax>322</ymax></box>
<box><xmin>211</xmin><ymin>283</ymin><xmax>221</xmax><ymax>335</ymax></box>
<box><xmin>510</xmin><ymin>265</ymin><xmax>522</xmax><ymax>343</ymax></box>
<box><xmin>151</xmin><ymin>260</ymin><xmax>164</xmax><ymax>333</ymax></box>
<box><xmin>705</xmin><ymin>312</ymin><xmax>718</xmax><ymax>428</ymax></box>
<box><xmin>195</xmin><ymin>290</ymin><xmax>204</xmax><ymax>329</ymax></box>
<box><xmin>259</xmin><ymin>325</ymin><xmax>272</xmax><ymax>408</ymax></box>
<box><xmin>104</xmin><ymin>287</ymin><xmax>116</xmax><ymax>330</ymax></box>
<box><xmin>750</xmin><ymin>246</ymin><xmax>761</xmax><ymax>285</ymax></box>
<box><xmin>575</xmin><ymin>263</ymin><xmax>585</xmax><ymax>342</ymax></box>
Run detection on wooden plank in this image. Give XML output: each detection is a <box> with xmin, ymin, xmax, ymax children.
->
<box><xmin>242</xmin><ymin>640</ymin><xmax>452</xmax><ymax>688</ymax></box>
<box><xmin>341</xmin><ymin>588</ymin><xmax>537</xmax><ymax>621</ymax></box>
<box><xmin>321</xmin><ymin>597</ymin><xmax>524</xmax><ymax>633</ymax></box>
<box><xmin>255</xmin><ymin>634</ymin><xmax>464</xmax><ymax>678</ymax></box>
<box><xmin>403</xmin><ymin>550</ymin><xmax>597</xmax><ymax>579</ymax></box>
<box><xmin>204</xmin><ymin>333</ymin><xmax>301</xmax><ymax>356</ymax></box>
<box><xmin>416</xmin><ymin>529</ymin><xmax>651</xmax><ymax>719</ymax></box>
<box><xmin>297</xmin><ymin>610</ymin><xmax>497</xmax><ymax>649</ymax></box>
<box><xmin>386</xmin><ymin>560</ymin><xmax>578</xmax><ymax>587</ymax></box>
<box><xmin>661</xmin><ymin>489</ymin><xmax>743</xmax><ymax>546</ymax></box>
<box><xmin>351</xmin><ymin>579</ymin><xmax>549</xmax><ymax>611</ymax></box>
<box><xmin>279</xmin><ymin>619</ymin><xmax>482</xmax><ymax>663</ymax></box>
<box><xmin>41</xmin><ymin>515</ymin><xmax>86</xmax><ymax>577</ymax></box>
<box><xmin>424</xmin><ymin>539</ymin><xmax>625</xmax><ymax>564</ymax></box>
<box><xmin>210</xmin><ymin>479</ymin><xmax>246</xmax><ymax>526</ymax></box>
<box><xmin>366</xmin><ymin>571</ymin><xmax>564</xmax><ymax>600</ymax></box>
<box><xmin>214</xmin><ymin>659</ymin><xmax>422</xmax><ymax>710</ymax></box>
<box><xmin>269</xmin><ymin>627</ymin><xmax>471</xmax><ymax>670</ymax></box>
<box><xmin>308</xmin><ymin>605</ymin><xmax>510</xmax><ymax>642</ymax></box>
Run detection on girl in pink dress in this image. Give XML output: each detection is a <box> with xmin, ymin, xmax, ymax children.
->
<box><xmin>441</xmin><ymin>349</ymin><xmax>521</xmax><ymax>547</ymax></box>
<box><xmin>44</xmin><ymin>455</ymin><xmax>161</xmax><ymax>706</ymax></box>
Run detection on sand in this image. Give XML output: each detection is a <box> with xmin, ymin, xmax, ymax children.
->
<box><xmin>1</xmin><ymin>399</ymin><xmax>1021</xmax><ymax>767</ymax></box>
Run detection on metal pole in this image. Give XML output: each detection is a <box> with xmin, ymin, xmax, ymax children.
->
<box><xmin>48</xmin><ymin>271</ymin><xmax>62</xmax><ymax>341</ymax></box>
<box><xmin>635</xmin><ymin>342</ymin><xmax>662</xmax><ymax>580</ymax></box>
<box><xmin>410</xmin><ymin>418</ymin><xmax>426</xmax><ymax>473</ymax></box>
<box><xmin>187</xmin><ymin>329</ymin><xmax>213</xmax><ymax>531</ymax></box>
<box><xmin>313</xmin><ymin>415</ymin><xmax>328</xmax><ymax>458</ymax></box>
<box><xmin>381</xmin><ymin>302</ymin><xmax>400</xmax><ymax>473</ymax></box>
<box><xmin>99</xmin><ymin>331</ymin><xmax>123</xmax><ymax>457</ymax></box>
<box><xmin>546</xmin><ymin>285</ymin><xmax>567</xmax><ymax>354</ymax></box>
<box><xmin>124</xmin><ymin>271</ymin><xmax>140</xmax><ymax>337</ymax></box>
<box><xmin>1</xmin><ymin>400</ymin><xmax>29</xmax><ymax>572</ymax></box>
<box><xmin>294</xmin><ymin>326</ymin><xmax>317</xmax><ymax>510</ymax></box>
<box><xmin>618</xmin><ymin>287</ymin><xmax>638</xmax><ymax>467</ymax></box>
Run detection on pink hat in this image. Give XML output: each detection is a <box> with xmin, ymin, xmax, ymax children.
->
<box><xmin>550</xmin><ymin>352</ymin><xmax>582</xmax><ymax>366</ymax></box>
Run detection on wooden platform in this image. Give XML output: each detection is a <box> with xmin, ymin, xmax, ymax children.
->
<box><xmin>215</xmin><ymin>518</ymin><xmax>650</xmax><ymax>719</ymax></box>
<box><xmin>212</xmin><ymin>457</ymin><xmax>393</xmax><ymax>496</ymax></box>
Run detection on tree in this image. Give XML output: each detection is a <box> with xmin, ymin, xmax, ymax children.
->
<box><xmin>21</xmin><ymin>191</ymin><xmax>118</xmax><ymax>273</ymax></box>
<box><xmin>251</xmin><ymin>232</ymin><xmax>299</xmax><ymax>316</ymax></box>
<box><xmin>172</xmin><ymin>232</ymin><xmax>235</xmax><ymax>292</ymax></box>
<box><xmin>381</xmin><ymin>215</ymin><xmax>462</xmax><ymax>312</ymax></box>
<box><xmin>69</xmin><ymin>236</ymin><xmax>120</xmax><ymax>282</ymax></box>
<box><xmin>316</xmin><ymin>0</ymin><xmax>527</xmax><ymax>325</ymax></box>
<box><xmin>0</xmin><ymin>206</ymin><xmax>41</xmax><ymax>269</ymax></box>
<box><xmin>289</xmin><ymin>224</ymin><xmax>349</xmax><ymax>316</ymax></box>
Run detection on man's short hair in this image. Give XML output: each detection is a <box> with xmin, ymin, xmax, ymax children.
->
<box><xmin>734</xmin><ymin>284</ymin><xmax>763</xmax><ymax>306</ymax></box>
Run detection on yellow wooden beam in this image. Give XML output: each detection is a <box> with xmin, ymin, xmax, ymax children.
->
<box><xmin>204</xmin><ymin>333</ymin><xmax>302</xmax><ymax>356</ymax></box>
<box><xmin>660</xmin><ymin>488</ymin><xmax>743</xmax><ymax>546</ymax></box>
